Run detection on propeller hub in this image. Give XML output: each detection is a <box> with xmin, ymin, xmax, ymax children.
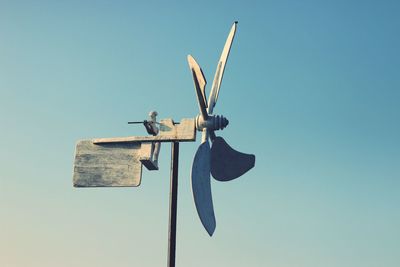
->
<box><xmin>196</xmin><ymin>114</ymin><xmax>229</xmax><ymax>132</ymax></box>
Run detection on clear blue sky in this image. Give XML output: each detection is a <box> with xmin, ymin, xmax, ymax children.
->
<box><xmin>1</xmin><ymin>1</ymin><xmax>399</xmax><ymax>266</ymax></box>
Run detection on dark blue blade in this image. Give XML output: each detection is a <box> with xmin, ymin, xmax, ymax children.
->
<box><xmin>211</xmin><ymin>137</ymin><xmax>255</xmax><ymax>181</ymax></box>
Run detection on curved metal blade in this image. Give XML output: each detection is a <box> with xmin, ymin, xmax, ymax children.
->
<box><xmin>187</xmin><ymin>55</ymin><xmax>208</xmax><ymax>120</ymax></box>
<box><xmin>211</xmin><ymin>136</ymin><xmax>255</xmax><ymax>181</ymax></box>
<box><xmin>191</xmin><ymin>139</ymin><xmax>216</xmax><ymax>236</ymax></box>
<box><xmin>207</xmin><ymin>22</ymin><xmax>237</xmax><ymax>114</ymax></box>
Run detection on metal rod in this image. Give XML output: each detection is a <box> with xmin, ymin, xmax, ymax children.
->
<box><xmin>167</xmin><ymin>142</ymin><xmax>179</xmax><ymax>267</ymax></box>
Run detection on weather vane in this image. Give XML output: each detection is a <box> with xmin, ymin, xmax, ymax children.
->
<box><xmin>73</xmin><ymin>21</ymin><xmax>255</xmax><ymax>267</ymax></box>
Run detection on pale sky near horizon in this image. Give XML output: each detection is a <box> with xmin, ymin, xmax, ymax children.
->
<box><xmin>1</xmin><ymin>1</ymin><xmax>399</xmax><ymax>267</ymax></box>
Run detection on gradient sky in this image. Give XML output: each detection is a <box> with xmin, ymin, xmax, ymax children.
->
<box><xmin>1</xmin><ymin>1</ymin><xmax>399</xmax><ymax>267</ymax></box>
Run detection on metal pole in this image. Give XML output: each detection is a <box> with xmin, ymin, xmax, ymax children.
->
<box><xmin>167</xmin><ymin>141</ymin><xmax>179</xmax><ymax>267</ymax></box>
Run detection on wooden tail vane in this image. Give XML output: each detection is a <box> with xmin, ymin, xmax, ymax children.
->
<box><xmin>72</xmin><ymin>22</ymin><xmax>255</xmax><ymax>267</ymax></box>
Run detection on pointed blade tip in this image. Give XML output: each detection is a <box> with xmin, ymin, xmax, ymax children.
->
<box><xmin>187</xmin><ymin>54</ymin><xmax>193</xmax><ymax>64</ymax></box>
<box><xmin>207</xmin><ymin>225</ymin><xmax>216</xmax><ymax>236</ymax></box>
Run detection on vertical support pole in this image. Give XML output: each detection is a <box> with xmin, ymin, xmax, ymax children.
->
<box><xmin>167</xmin><ymin>141</ymin><xmax>179</xmax><ymax>267</ymax></box>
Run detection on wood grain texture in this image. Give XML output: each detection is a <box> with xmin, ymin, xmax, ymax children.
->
<box><xmin>93</xmin><ymin>118</ymin><xmax>196</xmax><ymax>144</ymax></box>
<box><xmin>73</xmin><ymin>140</ymin><xmax>142</xmax><ymax>187</ymax></box>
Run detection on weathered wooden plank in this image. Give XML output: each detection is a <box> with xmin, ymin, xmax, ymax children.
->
<box><xmin>73</xmin><ymin>140</ymin><xmax>142</xmax><ymax>187</ymax></box>
<box><xmin>93</xmin><ymin>118</ymin><xmax>196</xmax><ymax>144</ymax></box>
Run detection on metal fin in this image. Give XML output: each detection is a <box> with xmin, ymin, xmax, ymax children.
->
<box><xmin>191</xmin><ymin>140</ymin><xmax>216</xmax><ymax>236</ymax></box>
<box><xmin>207</xmin><ymin>22</ymin><xmax>237</xmax><ymax>115</ymax></box>
<box><xmin>211</xmin><ymin>137</ymin><xmax>255</xmax><ymax>181</ymax></box>
<box><xmin>187</xmin><ymin>55</ymin><xmax>208</xmax><ymax>120</ymax></box>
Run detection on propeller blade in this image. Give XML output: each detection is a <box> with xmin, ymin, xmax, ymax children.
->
<box><xmin>207</xmin><ymin>22</ymin><xmax>237</xmax><ymax>114</ymax></box>
<box><xmin>211</xmin><ymin>136</ymin><xmax>255</xmax><ymax>181</ymax></box>
<box><xmin>187</xmin><ymin>55</ymin><xmax>208</xmax><ymax>120</ymax></box>
<box><xmin>191</xmin><ymin>138</ymin><xmax>216</xmax><ymax>236</ymax></box>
